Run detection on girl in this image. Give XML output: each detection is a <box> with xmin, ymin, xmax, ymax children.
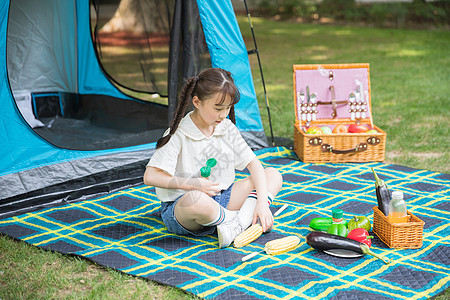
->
<box><xmin>144</xmin><ymin>68</ymin><xmax>282</xmax><ymax>248</ymax></box>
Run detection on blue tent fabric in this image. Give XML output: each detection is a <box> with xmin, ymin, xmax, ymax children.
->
<box><xmin>1</xmin><ymin>147</ymin><xmax>448</xmax><ymax>299</ymax></box>
<box><xmin>0</xmin><ymin>0</ymin><xmax>155</xmax><ymax>178</ymax></box>
<box><xmin>197</xmin><ymin>0</ymin><xmax>263</xmax><ymax>131</ymax></box>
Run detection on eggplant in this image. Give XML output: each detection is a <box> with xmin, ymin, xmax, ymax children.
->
<box><xmin>306</xmin><ymin>231</ymin><xmax>390</xmax><ymax>264</ymax></box>
<box><xmin>371</xmin><ymin>167</ymin><xmax>390</xmax><ymax>216</ymax></box>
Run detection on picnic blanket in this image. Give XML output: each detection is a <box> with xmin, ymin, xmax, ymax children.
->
<box><xmin>1</xmin><ymin>147</ymin><xmax>449</xmax><ymax>299</ymax></box>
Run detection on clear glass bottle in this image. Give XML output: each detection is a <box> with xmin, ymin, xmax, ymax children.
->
<box><xmin>388</xmin><ymin>191</ymin><xmax>408</xmax><ymax>223</ymax></box>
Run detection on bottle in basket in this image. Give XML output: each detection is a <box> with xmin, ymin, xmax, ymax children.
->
<box><xmin>388</xmin><ymin>191</ymin><xmax>407</xmax><ymax>223</ymax></box>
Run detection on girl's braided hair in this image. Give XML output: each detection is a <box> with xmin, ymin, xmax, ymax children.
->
<box><xmin>156</xmin><ymin>68</ymin><xmax>240</xmax><ymax>149</ymax></box>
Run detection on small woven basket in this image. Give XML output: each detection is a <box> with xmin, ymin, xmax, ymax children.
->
<box><xmin>372</xmin><ymin>206</ymin><xmax>424</xmax><ymax>249</ymax></box>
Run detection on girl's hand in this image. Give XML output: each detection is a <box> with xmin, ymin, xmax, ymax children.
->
<box><xmin>189</xmin><ymin>178</ymin><xmax>221</xmax><ymax>197</ymax></box>
<box><xmin>253</xmin><ymin>202</ymin><xmax>273</xmax><ymax>232</ymax></box>
<box><xmin>145</xmin><ymin>167</ymin><xmax>221</xmax><ymax>197</ymax></box>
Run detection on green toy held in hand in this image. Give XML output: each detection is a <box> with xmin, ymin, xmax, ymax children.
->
<box><xmin>200</xmin><ymin>158</ymin><xmax>217</xmax><ymax>179</ymax></box>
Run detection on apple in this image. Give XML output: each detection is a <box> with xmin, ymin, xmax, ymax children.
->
<box><xmin>332</xmin><ymin>124</ymin><xmax>348</xmax><ymax>134</ymax></box>
<box><xmin>306</xmin><ymin>126</ymin><xmax>323</xmax><ymax>134</ymax></box>
<box><xmin>367</xmin><ymin>129</ymin><xmax>378</xmax><ymax>134</ymax></box>
<box><xmin>321</xmin><ymin>126</ymin><xmax>332</xmax><ymax>134</ymax></box>
<box><xmin>348</xmin><ymin>124</ymin><xmax>370</xmax><ymax>133</ymax></box>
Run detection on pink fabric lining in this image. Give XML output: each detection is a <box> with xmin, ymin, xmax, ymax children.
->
<box><xmin>295</xmin><ymin>67</ymin><xmax>369</xmax><ymax>119</ymax></box>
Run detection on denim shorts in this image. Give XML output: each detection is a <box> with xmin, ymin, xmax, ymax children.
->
<box><xmin>160</xmin><ymin>183</ymin><xmax>234</xmax><ymax>236</ymax></box>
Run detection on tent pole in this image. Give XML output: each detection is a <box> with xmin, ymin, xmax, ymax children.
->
<box><xmin>243</xmin><ymin>0</ymin><xmax>275</xmax><ymax>147</ymax></box>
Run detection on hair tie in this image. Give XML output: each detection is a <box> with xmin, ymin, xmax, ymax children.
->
<box><xmin>194</xmin><ymin>75</ymin><xmax>199</xmax><ymax>82</ymax></box>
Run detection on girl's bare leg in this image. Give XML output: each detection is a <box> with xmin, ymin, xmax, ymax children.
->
<box><xmin>174</xmin><ymin>191</ymin><xmax>219</xmax><ymax>231</ymax></box>
<box><xmin>227</xmin><ymin>167</ymin><xmax>283</xmax><ymax>210</ymax></box>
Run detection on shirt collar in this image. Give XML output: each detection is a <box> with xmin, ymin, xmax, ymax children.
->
<box><xmin>177</xmin><ymin>111</ymin><xmax>232</xmax><ymax>140</ymax></box>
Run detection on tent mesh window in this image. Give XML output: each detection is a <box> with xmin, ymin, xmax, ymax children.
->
<box><xmin>6</xmin><ymin>0</ymin><xmax>211</xmax><ymax>151</ymax></box>
<box><xmin>91</xmin><ymin>0</ymin><xmax>212</xmax><ymax>105</ymax></box>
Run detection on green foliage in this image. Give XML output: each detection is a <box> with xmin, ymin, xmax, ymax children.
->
<box><xmin>256</xmin><ymin>0</ymin><xmax>318</xmax><ymax>20</ymax></box>
<box><xmin>317</xmin><ymin>0</ymin><xmax>357</xmax><ymax>20</ymax></box>
<box><xmin>409</xmin><ymin>0</ymin><xmax>448</xmax><ymax>24</ymax></box>
<box><xmin>254</xmin><ymin>0</ymin><xmax>449</xmax><ymax>28</ymax></box>
<box><xmin>355</xmin><ymin>1</ymin><xmax>448</xmax><ymax>27</ymax></box>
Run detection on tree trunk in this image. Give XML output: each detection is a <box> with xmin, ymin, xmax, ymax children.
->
<box><xmin>100</xmin><ymin>0</ymin><xmax>170</xmax><ymax>34</ymax></box>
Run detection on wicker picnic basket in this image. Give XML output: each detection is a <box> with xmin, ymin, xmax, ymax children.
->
<box><xmin>293</xmin><ymin>63</ymin><xmax>386</xmax><ymax>163</ymax></box>
<box><xmin>372</xmin><ymin>206</ymin><xmax>425</xmax><ymax>249</ymax></box>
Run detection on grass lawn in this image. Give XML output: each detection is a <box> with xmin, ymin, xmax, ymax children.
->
<box><xmin>1</xmin><ymin>19</ymin><xmax>449</xmax><ymax>299</ymax></box>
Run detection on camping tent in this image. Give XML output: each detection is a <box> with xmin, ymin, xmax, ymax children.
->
<box><xmin>0</xmin><ymin>0</ymin><xmax>267</xmax><ymax>218</ymax></box>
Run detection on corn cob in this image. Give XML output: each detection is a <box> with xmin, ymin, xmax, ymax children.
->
<box><xmin>233</xmin><ymin>223</ymin><xmax>263</xmax><ymax>248</ymax></box>
<box><xmin>241</xmin><ymin>235</ymin><xmax>301</xmax><ymax>261</ymax></box>
<box><xmin>264</xmin><ymin>236</ymin><xmax>300</xmax><ymax>255</ymax></box>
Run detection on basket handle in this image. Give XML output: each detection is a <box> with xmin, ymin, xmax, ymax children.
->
<box><xmin>321</xmin><ymin>143</ymin><xmax>368</xmax><ymax>154</ymax></box>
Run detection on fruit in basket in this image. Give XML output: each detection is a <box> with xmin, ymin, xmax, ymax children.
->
<box><xmin>367</xmin><ymin>129</ymin><xmax>378</xmax><ymax>134</ymax></box>
<box><xmin>348</xmin><ymin>124</ymin><xmax>370</xmax><ymax>133</ymax></box>
<box><xmin>306</xmin><ymin>126</ymin><xmax>323</xmax><ymax>134</ymax></box>
<box><xmin>332</xmin><ymin>124</ymin><xmax>348</xmax><ymax>134</ymax></box>
<box><xmin>321</xmin><ymin>126</ymin><xmax>332</xmax><ymax>134</ymax></box>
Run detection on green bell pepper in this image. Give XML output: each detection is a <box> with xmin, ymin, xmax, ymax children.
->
<box><xmin>326</xmin><ymin>224</ymin><xmax>348</xmax><ymax>237</ymax></box>
<box><xmin>347</xmin><ymin>216</ymin><xmax>372</xmax><ymax>232</ymax></box>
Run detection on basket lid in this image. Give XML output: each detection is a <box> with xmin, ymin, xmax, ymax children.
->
<box><xmin>293</xmin><ymin>64</ymin><xmax>373</xmax><ymax>127</ymax></box>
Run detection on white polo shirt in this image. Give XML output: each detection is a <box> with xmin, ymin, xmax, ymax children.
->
<box><xmin>147</xmin><ymin>111</ymin><xmax>256</xmax><ymax>202</ymax></box>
